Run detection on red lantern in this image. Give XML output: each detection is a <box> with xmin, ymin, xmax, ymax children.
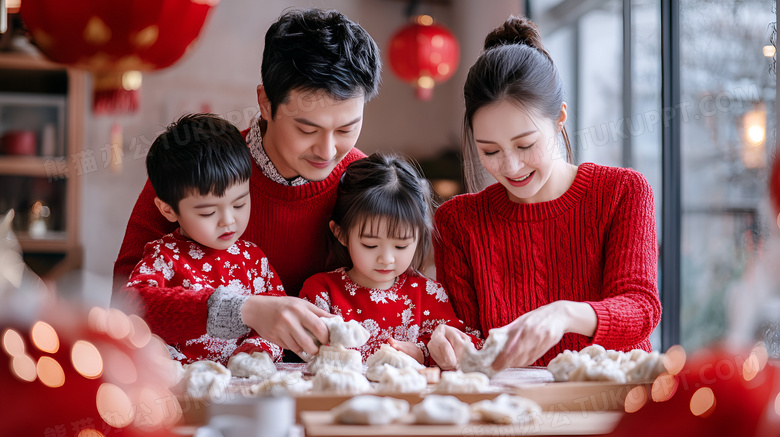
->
<box><xmin>20</xmin><ymin>0</ymin><xmax>218</xmax><ymax>114</ymax></box>
<box><xmin>388</xmin><ymin>15</ymin><xmax>459</xmax><ymax>101</ymax></box>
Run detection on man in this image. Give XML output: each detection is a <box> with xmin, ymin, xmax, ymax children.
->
<box><xmin>113</xmin><ymin>8</ymin><xmax>382</xmax><ymax>357</ymax></box>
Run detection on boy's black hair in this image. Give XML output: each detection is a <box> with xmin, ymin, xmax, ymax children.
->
<box><xmin>330</xmin><ymin>152</ymin><xmax>435</xmax><ymax>272</ymax></box>
<box><xmin>261</xmin><ymin>8</ymin><xmax>382</xmax><ymax>118</ymax></box>
<box><xmin>146</xmin><ymin>113</ymin><xmax>252</xmax><ymax>213</ymax></box>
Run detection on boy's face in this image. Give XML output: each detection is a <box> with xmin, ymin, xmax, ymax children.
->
<box><xmin>164</xmin><ymin>181</ymin><xmax>251</xmax><ymax>251</ymax></box>
<box><xmin>258</xmin><ymin>86</ymin><xmax>365</xmax><ymax>181</ymax></box>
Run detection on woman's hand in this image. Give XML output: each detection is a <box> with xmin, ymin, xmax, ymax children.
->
<box><xmin>491</xmin><ymin>301</ymin><xmax>597</xmax><ymax>371</ymax></box>
<box><xmin>427</xmin><ymin>324</ymin><xmax>471</xmax><ymax>370</ymax></box>
<box><xmin>241</xmin><ymin>295</ymin><xmax>332</xmax><ymax>355</ymax></box>
<box><xmin>388</xmin><ymin>338</ymin><xmax>425</xmax><ymax>364</ymax></box>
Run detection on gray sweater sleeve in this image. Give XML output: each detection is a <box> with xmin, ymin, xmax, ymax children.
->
<box><xmin>207</xmin><ymin>286</ymin><xmax>251</xmax><ymax>339</ymax></box>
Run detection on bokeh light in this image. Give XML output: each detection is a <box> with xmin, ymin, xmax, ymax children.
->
<box><xmin>127</xmin><ymin>315</ymin><xmax>152</xmax><ymax>349</ymax></box>
<box><xmin>775</xmin><ymin>392</ymin><xmax>780</xmax><ymax>416</ymax></box>
<box><xmin>2</xmin><ymin>329</ymin><xmax>25</xmax><ymax>357</ymax></box>
<box><xmin>651</xmin><ymin>373</ymin><xmax>678</xmax><ymax>402</ymax></box>
<box><xmin>72</xmin><ymin>340</ymin><xmax>104</xmax><ymax>379</ymax></box>
<box><xmin>663</xmin><ymin>345</ymin><xmax>686</xmax><ymax>375</ymax></box>
<box><xmin>624</xmin><ymin>385</ymin><xmax>648</xmax><ymax>413</ymax></box>
<box><xmin>11</xmin><ymin>354</ymin><xmax>37</xmax><ymax>382</ymax></box>
<box><xmin>77</xmin><ymin>429</ymin><xmax>105</xmax><ymax>437</ymax></box>
<box><xmin>103</xmin><ymin>348</ymin><xmax>137</xmax><ymax>385</ymax></box>
<box><xmin>96</xmin><ymin>383</ymin><xmax>133</xmax><ymax>428</ymax></box>
<box><xmin>88</xmin><ymin>307</ymin><xmax>108</xmax><ymax>333</ymax></box>
<box><xmin>36</xmin><ymin>356</ymin><xmax>65</xmax><ymax>388</ymax></box>
<box><xmin>31</xmin><ymin>322</ymin><xmax>59</xmax><ymax>354</ymax></box>
<box><xmin>690</xmin><ymin>387</ymin><xmax>716</xmax><ymax>417</ymax></box>
<box><xmin>106</xmin><ymin>309</ymin><xmax>132</xmax><ymax>340</ymax></box>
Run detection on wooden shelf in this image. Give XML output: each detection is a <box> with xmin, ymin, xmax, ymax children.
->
<box><xmin>17</xmin><ymin>232</ymin><xmax>69</xmax><ymax>253</ymax></box>
<box><xmin>0</xmin><ymin>52</ymin><xmax>62</xmax><ymax>70</ymax></box>
<box><xmin>0</xmin><ymin>155</ymin><xmax>69</xmax><ymax>177</ymax></box>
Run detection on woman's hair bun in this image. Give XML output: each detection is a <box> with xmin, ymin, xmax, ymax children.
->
<box><xmin>484</xmin><ymin>16</ymin><xmax>552</xmax><ymax>62</ymax></box>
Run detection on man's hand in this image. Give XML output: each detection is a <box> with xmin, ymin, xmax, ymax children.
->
<box><xmin>388</xmin><ymin>338</ymin><xmax>425</xmax><ymax>364</ymax></box>
<box><xmin>428</xmin><ymin>324</ymin><xmax>470</xmax><ymax>370</ymax></box>
<box><xmin>241</xmin><ymin>295</ymin><xmax>332</xmax><ymax>355</ymax></box>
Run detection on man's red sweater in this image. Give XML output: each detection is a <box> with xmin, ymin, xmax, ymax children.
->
<box><xmin>433</xmin><ymin>163</ymin><xmax>662</xmax><ymax>366</ymax></box>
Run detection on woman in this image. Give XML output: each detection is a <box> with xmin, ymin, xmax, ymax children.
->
<box><xmin>429</xmin><ymin>16</ymin><xmax>661</xmax><ymax>371</ymax></box>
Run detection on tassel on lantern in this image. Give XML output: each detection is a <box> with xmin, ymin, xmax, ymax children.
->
<box><xmin>92</xmin><ymin>71</ymin><xmax>141</xmax><ymax>115</ymax></box>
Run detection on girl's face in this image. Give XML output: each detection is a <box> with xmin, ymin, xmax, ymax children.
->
<box><xmin>471</xmin><ymin>99</ymin><xmax>568</xmax><ymax>204</ymax></box>
<box><xmin>335</xmin><ymin>217</ymin><xmax>419</xmax><ymax>290</ymax></box>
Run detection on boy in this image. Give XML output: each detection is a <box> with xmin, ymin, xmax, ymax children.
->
<box><xmin>122</xmin><ymin>113</ymin><xmax>285</xmax><ymax>365</ymax></box>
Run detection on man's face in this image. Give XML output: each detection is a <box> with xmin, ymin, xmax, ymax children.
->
<box><xmin>258</xmin><ymin>86</ymin><xmax>365</xmax><ymax>181</ymax></box>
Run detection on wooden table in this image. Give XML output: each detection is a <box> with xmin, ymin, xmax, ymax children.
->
<box><xmin>177</xmin><ymin>364</ymin><xmax>639</xmax><ymax>436</ymax></box>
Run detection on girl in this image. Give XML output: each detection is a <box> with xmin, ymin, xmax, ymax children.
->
<box><xmin>430</xmin><ymin>16</ymin><xmax>661</xmax><ymax>371</ymax></box>
<box><xmin>299</xmin><ymin>152</ymin><xmax>482</xmax><ymax>365</ymax></box>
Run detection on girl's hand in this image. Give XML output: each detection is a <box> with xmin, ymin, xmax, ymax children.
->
<box><xmin>427</xmin><ymin>324</ymin><xmax>470</xmax><ymax>370</ymax></box>
<box><xmin>388</xmin><ymin>338</ymin><xmax>425</xmax><ymax>364</ymax></box>
<box><xmin>491</xmin><ymin>301</ymin><xmax>597</xmax><ymax>371</ymax></box>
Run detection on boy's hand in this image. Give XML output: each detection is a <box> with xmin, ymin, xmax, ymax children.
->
<box><xmin>428</xmin><ymin>324</ymin><xmax>470</xmax><ymax>370</ymax></box>
<box><xmin>388</xmin><ymin>338</ymin><xmax>425</xmax><ymax>364</ymax></box>
<box><xmin>241</xmin><ymin>295</ymin><xmax>331</xmax><ymax>356</ymax></box>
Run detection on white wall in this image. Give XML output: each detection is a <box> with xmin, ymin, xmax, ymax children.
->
<box><xmin>77</xmin><ymin>0</ymin><xmax>523</xmax><ymax>302</ymax></box>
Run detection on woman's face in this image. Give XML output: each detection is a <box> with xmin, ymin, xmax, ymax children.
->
<box><xmin>471</xmin><ymin>100</ymin><xmax>567</xmax><ymax>204</ymax></box>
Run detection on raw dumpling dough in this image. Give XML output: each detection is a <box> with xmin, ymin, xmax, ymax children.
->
<box><xmin>412</xmin><ymin>395</ymin><xmax>470</xmax><ymax>425</ymax></box>
<box><xmin>227</xmin><ymin>351</ymin><xmax>276</xmax><ymax>378</ymax></box>
<box><xmin>248</xmin><ymin>370</ymin><xmax>312</xmax><ymax>395</ymax></box>
<box><xmin>376</xmin><ymin>364</ymin><xmax>428</xmax><ymax>393</ymax></box>
<box><xmin>321</xmin><ymin>316</ymin><xmax>371</xmax><ymax>348</ymax></box>
<box><xmin>365</xmin><ymin>344</ymin><xmax>424</xmax><ymax>381</ymax></box>
<box><xmin>180</xmin><ymin>360</ymin><xmax>231</xmax><ymax>399</ymax></box>
<box><xmin>308</xmin><ymin>345</ymin><xmax>363</xmax><ymax>376</ymax></box>
<box><xmin>471</xmin><ymin>393</ymin><xmax>541</xmax><ymax>425</ymax></box>
<box><xmin>459</xmin><ymin>327</ymin><xmax>508</xmax><ymax>378</ymax></box>
<box><xmin>312</xmin><ymin>369</ymin><xmax>371</xmax><ymax>394</ymax></box>
<box><xmin>433</xmin><ymin>370</ymin><xmax>490</xmax><ymax>394</ymax></box>
<box><xmin>332</xmin><ymin>395</ymin><xmax>410</xmax><ymax>425</ymax></box>
<box><xmin>547</xmin><ymin>345</ymin><xmax>666</xmax><ymax>383</ymax></box>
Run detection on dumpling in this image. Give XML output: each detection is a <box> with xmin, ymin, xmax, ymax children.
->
<box><xmin>308</xmin><ymin>345</ymin><xmax>363</xmax><ymax>376</ymax></box>
<box><xmin>376</xmin><ymin>365</ymin><xmax>428</xmax><ymax>393</ymax></box>
<box><xmin>312</xmin><ymin>369</ymin><xmax>371</xmax><ymax>394</ymax></box>
<box><xmin>227</xmin><ymin>351</ymin><xmax>276</xmax><ymax>378</ymax></box>
<box><xmin>365</xmin><ymin>344</ymin><xmax>424</xmax><ymax>381</ymax></box>
<box><xmin>547</xmin><ymin>349</ymin><xmax>583</xmax><ymax>382</ymax></box>
<box><xmin>332</xmin><ymin>395</ymin><xmax>410</xmax><ymax>425</ymax></box>
<box><xmin>321</xmin><ymin>316</ymin><xmax>370</xmax><ymax>348</ymax></box>
<box><xmin>625</xmin><ymin>351</ymin><xmax>665</xmax><ymax>382</ymax></box>
<box><xmin>568</xmin><ymin>357</ymin><xmax>626</xmax><ymax>383</ymax></box>
<box><xmin>433</xmin><ymin>370</ymin><xmax>490</xmax><ymax>394</ymax></box>
<box><xmin>180</xmin><ymin>360</ymin><xmax>231</xmax><ymax>399</ymax></box>
<box><xmin>412</xmin><ymin>395</ymin><xmax>470</xmax><ymax>425</ymax></box>
<box><xmin>471</xmin><ymin>394</ymin><xmax>541</xmax><ymax>425</ymax></box>
<box><xmin>459</xmin><ymin>327</ymin><xmax>508</xmax><ymax>378</ymax></box>
<box><xmin>249</xmin><ymin>371</ymin><xmax>312</xmax><ymax>395</ymax></box>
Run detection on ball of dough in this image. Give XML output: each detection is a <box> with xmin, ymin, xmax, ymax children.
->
<box><xmin>227</xmin><ymin>351</ymin><xmax>277</xmax><ymax>378</ymax></box>
<box><xmin>308</xmin><ymin>345</ymin><xmax>363</xmax><ymax>376</ymax></box>
<box><xmin>321</xmin><ymin>316</ymin><xmax>371</xmax><ymax>348</ymax></box>
<box><xmin>312</xmin><ymin>369</ymin><xmax>371</xmax><ymax>394</ymax></box>
<box><xmin>412</xmin><ymin>395</ymin><xmax>470</xmax><ymax>425</ymax></box>
<box><xmin>459</xmin><ymin>327</ymin><xmax>508</xmax><ymax>378</ymax></box>
<box><xmin>249</xmin><ymin>371</ymin><xmax>312</xmax><ymax>395</ymax></box>
<box><xmin>377</xmin><ymin>365</ymin><xmax>428</xmax><ymax>393</ymax></box>
<box><xmin>180</xmin><ymin>360</ymin><xmax>231</xmax><ymax>399</ymax></box>
<box><xmin>365</xmin><ymin>344</ymin><xmax>424</xmax><ymax>381</ymax></box>
<box><xmin>332</xmin><ymin>395</ymin><xmax>410</xmax><ymax>425</ymax></box>
<box><xmin>433</xmin><ymin>370</ymin><xmax>490</xmax><ymax>394</ymax></box>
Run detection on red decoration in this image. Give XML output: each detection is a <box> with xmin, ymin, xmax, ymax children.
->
<box><xmin>388</xmin><ymin>16</ymin><xmax>459</xmax><ymax>101</ymax></box>
<box><xmin>1</xmin><ymin>303</ymin><xmax>182</xmax><ymax>436</ymax></box>
<box><xmin>20</xmin><ymin>0</ymin><xmax>218</xmax><ymax>114</ymax></box>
